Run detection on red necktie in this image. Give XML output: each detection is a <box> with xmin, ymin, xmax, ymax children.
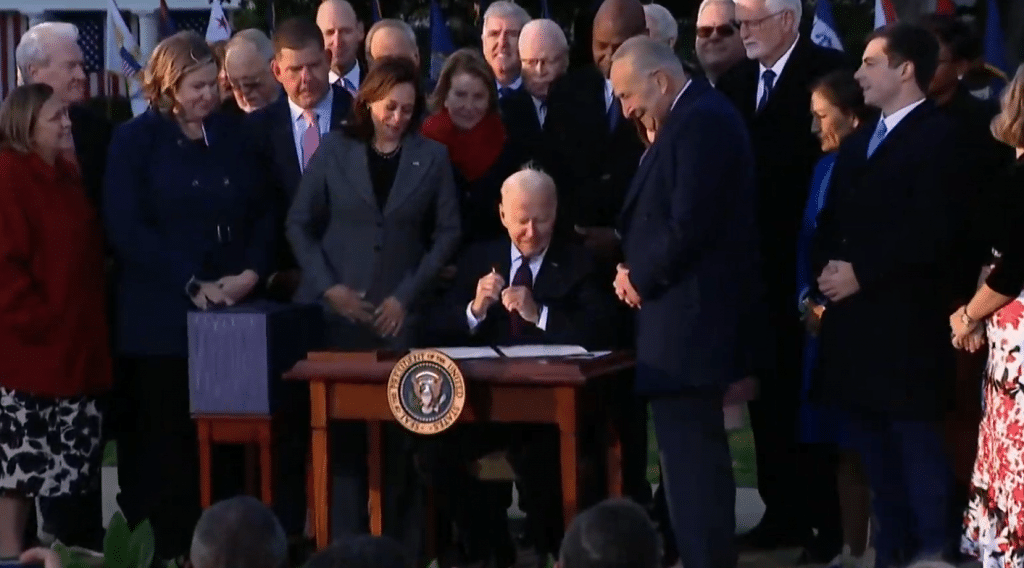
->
<box><xmin>510</xmin><ymin>257</ymin><xmax>534</xmax><ymax>338</ymax></box>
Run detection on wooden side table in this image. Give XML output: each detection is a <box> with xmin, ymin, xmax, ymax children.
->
<box><xmin>194</xmin><ymin>414</ymin><xmax>276</xmax><ymax>508</ymax></box>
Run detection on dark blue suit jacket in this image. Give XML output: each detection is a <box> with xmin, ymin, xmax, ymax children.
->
<box><xmin>619</xmin><ymin>79</ymin><xmax>761</xmax><ymax>394</ymax></box>
<box><xmin>103</xmin><ymin>109</ymin><xmax>274</xmax><ymax>356</ymax></box>
<box><xmin>246</xmin><ymin>86</ymin><xmax>353</xmax><ymax>271</ymax></box>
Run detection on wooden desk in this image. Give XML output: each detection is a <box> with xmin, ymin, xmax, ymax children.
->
<box><xmin>194</xmin><ymin>414</ymin><xmax>276</xmax><ymax>508</ymax></box>
<box><xmin>285</xmin><ymin>351</ymin><xmax>635</xmax><ymax>550</ymax></box>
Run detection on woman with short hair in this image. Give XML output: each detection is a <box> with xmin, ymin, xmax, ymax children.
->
<box><xmin>104</xmin><ymin>30</ymin><xmax>272</xmax><ymax>559</ymax></box>
<box><xmin>0</xmin><ymin>83</ymin><xmax>110</xmax><ymax>556</ymax></box>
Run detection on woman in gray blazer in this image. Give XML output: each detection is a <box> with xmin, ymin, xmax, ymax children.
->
<box><xmin>287</xmin><ymin>56</ymin><xmax>461</xmax><ymax>349</ymax></box>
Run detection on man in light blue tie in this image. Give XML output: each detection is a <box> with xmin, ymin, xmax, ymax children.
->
<box><xmin>813</xmin><ymin>22</ymin><xmax>966</xmax><ymax>567</ymax></box>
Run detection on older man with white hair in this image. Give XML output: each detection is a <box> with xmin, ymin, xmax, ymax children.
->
<box><xmin>15</xmin><ymin>22</ymin><xmax>113</xmax><ymax>551</ymax></box>
<box><xmin>365</xmin><ymin>19</ymin><xmax>419</xmax><ymax>68</ymax></box>
<box><xmin>225</xmin><ymin>28</ymin><xmax>282</xmax><ymax>113</ymax></box>
<box><xmin>694</xmin><ymin>0</ymin><xmax>745</xmax><ymax>86</ymax></box>
<box><xmin>481</xmin><ymin>1</ymin><xmax>531</xmax><ymax>96</ymax></box>
<box><xmin>716</xmin><ymin>0</ymin><xmax>846</xmax><ymax>557</ymax></box>
<box><xmin>644</xmin><ymin>3</ymin><xmax>678</xmax><ymax>49</ymax></box>
<box><xmin>500</xmin><ymin>18</ymin><xmax>568</xmax><ymax>167</ymax></box>
<box><xmin>610</xmin><ymin>34</ymin><xmax>758</xmax><ymax>568</ymax></box>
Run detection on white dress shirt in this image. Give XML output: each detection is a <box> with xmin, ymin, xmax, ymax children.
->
<box><xmin>877</xmin><ymin>98</ymin><xmax>927</xmax><ymax>140</ymax></box>
<box><xmin>329</xmin><ymin>61</ymin><xmax>362</xmax><ymax>91</ymax></box>
<box><xmin>287</xmin><ymin>88</ymin><xmax>335</xmax><ymax>172</ymax></box>
<box><xmin>756</xmin><ymin>34</ymin><xmax>800</xmax><ymax>106</ymax></box>
<box><xmin>466</xmin><ymin>244</ymin><xmax>550</xmax><ymax>332</ymax></box>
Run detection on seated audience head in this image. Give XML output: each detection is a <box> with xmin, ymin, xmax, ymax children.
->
<box><xmin>344</xmin><ymin>56</ymin><xmax>424</xmax><ymax>143</ymax></box>
<box><xmin>592</xmin><ymin>0</ymin><xmax>648</xmax><ymax>79</ymax></box>
<box><xmin>921</xmin><ymin>14</ymin><xmax>982</xmax><ymax>102</ymax></box>
<box><xmin>225</xmin><ymin>28</ymin><xmax>280</xmax><ymax>112</ymax></box>
<box><xmin>189</xmin><ymin>496</ymin><xmax>287</xmax><ymax>568</ymax></box>
<box><xmin>305</xmin><ymin>535</ymin><xmax>411</xmax><ymax>568</ymax></box>
<box><xmin>0</xmin><ymin>83</ymin><xmax>73</xmax><ymax>165</ymax></box>
<box><xmin>481</xmin><ymin>1</ymin><xmax>532</xmax><ymax>86</ymax></box>
<box><xmin>272</xmin><ymin>17</ymin><xmax>332</xmax><ymax>110</ymax></box>
<box><xmin>856</xmin><ymin>23</ymin><xmax>939</xmax><ymax>115</ymax></box>
<box><xmin>366</xmin><ymin>19</ymin><xmax>419</xmax><ymax>69</ymax></box>
<box><xmin>144</xmin><ymin>31</ymin><xmax>219</xmax><ymax>121</ymax></box>
<box><xmin>694</xmin><ymin>0</ymin><xmax>744</xmax><ymax>84</ymax></box>
<box><xmin>609</xmin><ymin>36</ymin><xmax>688</xmax><ymax>135</ymax></box>
<box><xmin>317</xmin><ymin>0</ymin><xmax>365</xmax><ymax>79</ymax></box>
<box><xmin>500</xmin><ymin>164</ymin><xmax>558</xmax><ymax>258</ymax></box>
<box><xmin>810</xmin><ymin>69</ymin><xmax>869</xmax><ymax>153</ymax></box>
<box><xmin>430</xmin><ymin>48</ymin><xmax>498</xmax><ymax>130</ymax></box>
<box><xmin>643</xmin><ymin>4</ymin><xmax>678</xmax><ymax>49</ymax></box>
<box><xmin>991</xmin><ymin>63</ymin><xmax>1024</xmax><ymax>151</ymax></box>
<box><xmin>733</xmin><ymin>0</ymin><xmax>801</xmax><ymax>66</ymax></box>
<box><xmin>518</xmin><ymin>19</ymin><xmax>569</xmax><ymax>100</ymax></box>
<box><xmin>16</xmin><ymin>22</ymin><xmax>87</xmax><ymax>105</ymax></box>
<box><xmin>557</xmin><ymin>498</ymin><xmax>661</xmax><ymax>568</ymax></box>
<box><xmin>210</xmin><ymin>39</ymin><xmax>234</xmax><ymax>102</ymax></box>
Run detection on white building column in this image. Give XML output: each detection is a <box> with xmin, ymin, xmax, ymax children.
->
<box><xmin>138</xmin><ymin>11</ymin><xmax>158</xmax><ymax>63</ymax></box>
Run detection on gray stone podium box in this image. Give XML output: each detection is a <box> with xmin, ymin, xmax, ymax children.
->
<box><xmin>187</xmin><ymin>301</ymin><xmax>322</xmax><ymax>414</ymax></box>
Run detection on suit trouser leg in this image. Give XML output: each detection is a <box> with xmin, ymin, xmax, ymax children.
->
<box><xmin>846</xmin><ymin>414</ymin><xmax>954</xmax><ymax>567</ymax></box>
<box><xmin>651</xmin><ymin>390</ymin><xmax>736</xmax><ymax>568</ymax></box>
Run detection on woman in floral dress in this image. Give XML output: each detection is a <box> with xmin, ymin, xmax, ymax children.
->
<box><xmin>950</xmin><ymin>63</ymin><xmax>1024</xmax><ymax>568</ymax></box>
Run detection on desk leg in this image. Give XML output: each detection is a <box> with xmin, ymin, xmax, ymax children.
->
<box><xmin>556</xmin><ymin>387</ymin><xmax>579</xmax><ymax>529</ymax></box>
<box><xmin>368</xmin><ymin>420</ymin><xmax>383</xmax><ymax>536</ymax></box>
<box><xmin>607</xmin><ymin>412</ymin><xmax>624</xmax><ymax>498</ymax></box>
<box><xmin>259</xmin><ymin>422</ymin><xmax>274</xmax><ymax>506</ymax></box>
<box><xmin>197</xmin><ymin>419</ymin><xmax>212</xmax><ymax>509</ymax></box>
<box><xmin>311</xmin><ymin>380</ymin><xmax>331</xmax><ymax>550</ymax></box>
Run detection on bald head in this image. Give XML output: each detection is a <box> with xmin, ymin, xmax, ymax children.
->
<box><xmin>592</xmin><ymin>0</ymin><xmax>648</xmax><ymax>78</ymax></box>
<box><xmin>366</xmin><ymin>19</ymin><xmax>419</xmax><ymax>68</ymax></box>
<box><xmin>225</xmin><ymin>29</ymin><xmax>280</xmax><ymax>112</ymax></box>
<box><xmin>500</xmin><ymin>167</ymin><xmax>557</xmax><ymax>258</ymax></box>
<box><xmin>317</xmin><ymin>0</ymin><xmax>364</xmax><ymax>77</ymax></box>
<box><xmin>519</xmin><ymin>20</ymin><xmax>569</xmax><ymax>99</ymax></box>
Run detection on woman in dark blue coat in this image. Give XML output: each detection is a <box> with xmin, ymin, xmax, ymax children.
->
<box><xmin>103</xmin><ymin>31</ymin><xmax>272</xmax><ymax>559</ymax></box>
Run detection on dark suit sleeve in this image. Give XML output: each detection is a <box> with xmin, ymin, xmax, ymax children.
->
<box><xmin>392</xmin><ymin>145</ymin><xmax>462</xmax><ymax>307</ymax></box>
<box><xmin>541</xmin><ymin>252</ymin><xmax>616</xmax><ymax>349</ymax></box>
<box><xmin>285</xmin><ymin>135</ymin><xmax>336</xmax><ymax>299</ymax></box>
<box><xmin>103</xmin><ymin>122</ymin><xmax>201</xmax><ymax>291</ymax></box>
<box><xmin>849</xmin><ymin>123</ymin><xmax>962</xmax><ymax>291</ymax></box>
<box><xmin>243</xmin><ymin>156</ymin><xmax>276</xmax><ymax>281</ymax></box>
<box><xmin>628</xmin><ymin>110</ymin><xmax>729</xmax><ymax>300</ymax></box>
<box><xmin>427</xmin><ymin>245</ymin><xmax>489</xmax><ymax>345</ymax></box>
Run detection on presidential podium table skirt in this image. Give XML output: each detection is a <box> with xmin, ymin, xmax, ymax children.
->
<box><xmin>284</xmin><ymin>350</ymin><xmax>636</xmax><ymax>550</ymax></box>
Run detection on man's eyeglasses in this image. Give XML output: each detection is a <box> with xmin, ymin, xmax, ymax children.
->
<box><xmin>696</xmin><ymin>22</ymin><xmax>738</xmax><ymax>39</ymax></box>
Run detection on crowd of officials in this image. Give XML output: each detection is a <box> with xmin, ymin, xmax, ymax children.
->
<box><xmin>2</xmin><ymin>0</ymin><xmax>1024</xmax><ymax>568</ymax></box>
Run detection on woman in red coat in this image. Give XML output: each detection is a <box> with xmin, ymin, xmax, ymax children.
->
<box><xmin>0</xmin><ymin>83</ymin><xmax>111</xmax><ymax>556</ymax></box>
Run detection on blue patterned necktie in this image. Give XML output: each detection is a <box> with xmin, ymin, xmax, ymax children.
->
<box><xmin>757</xmin><ymin>69</ymin><xmax>776</xmax><ymax>113</ymax></box>
<box><xmin>509</xmin><ymin>257</ymin><xmax>534</xmax><ymax>338</ymax></box>
<box><xmin>341</xmin><ymin>77</ymin><xmax>356</xmax><ymax>95</ymax></box>
<box><xmin>866</xmin><ymin>119</ymin><xmax>888</xmax><ymax>158</ymax></box>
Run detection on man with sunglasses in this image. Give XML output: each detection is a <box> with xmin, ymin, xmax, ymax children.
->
<box><xmin>716</xmin><ymin>0</ymin><xmax>847</xmax><ymax>560</ymax></box>
<box><xmin>694</xmin><ymin>0</ymin><xmax>745</xmax><ymax>86</ymax></box>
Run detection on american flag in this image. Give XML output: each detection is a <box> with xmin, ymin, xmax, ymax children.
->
<box><xmin>57</xmin><ymin>11</ymin><xmax>122</xmax><ymax>99</ymax></box>
<box><xmin>0</xmin><ymin>12</ymin><xmax>27</xmax><ymax>101</ymax></box>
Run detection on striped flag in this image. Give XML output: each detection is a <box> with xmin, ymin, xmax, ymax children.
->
<box><xmin>1</xmin><ymin>12</ymin><xmax>26</xmax><ymax>101</ymax></box>
<box><xmin>106</xmin><ymin>0</ymin><xmax>146</xmax><ymax>115</ymax></box>
<box><xmin>206</xmin><ymin>1</ymin><xmax>231</xmax><ymax>43</ymax></box>
<box><xmin>429</xmin><ymin>0</ymin><xmax>455</xmax><ymax>81</ymax></box>
<box><xmin>159</xmin><ymin>0</ymin><xmax>177</xmax><ymax>39</ymax></box>
<box><xmin>811</xmin><ymin>0</ymin><xmax>843</xmax><ymax>52</ymax></box>
<box><xmin>874</xmin><ymin>0</ymin><xmax>897</xmax><ymax>29</ymax></box>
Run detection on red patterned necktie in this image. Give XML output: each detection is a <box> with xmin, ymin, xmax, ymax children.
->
<box><xmin>509</xmin><ymin>257</ymin><xmax>534</xmax><ymax>338</ymax></box>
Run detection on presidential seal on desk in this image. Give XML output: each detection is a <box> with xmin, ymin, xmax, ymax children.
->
<box><xmin>388</xmin><ymin>350</ymin><xmax>466</xmax><ymax>434</ymax></box>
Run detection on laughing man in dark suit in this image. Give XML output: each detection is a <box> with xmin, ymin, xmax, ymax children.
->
<box><xmin>612</xmin><ymin>36</ymin><xmax>760</xmax><ymax>568</ymax></box>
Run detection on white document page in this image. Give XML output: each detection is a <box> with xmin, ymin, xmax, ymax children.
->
<box><xmin>429</xmin><ymin>346</ymin><xmax>502</xmax><ymax>359</ymax></box>
<box><xmin>497</xmin><ymin>345</ymin><xmax>589</xmax><ymax>358</ymax></box>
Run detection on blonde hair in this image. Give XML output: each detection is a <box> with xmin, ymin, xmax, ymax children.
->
<box><xmin>992</xmin><ymin>62</ymin><xmax>1024</xmax><ymax>149</ymax></box>
<box><xmin>428</xmin><ymin>48</ymin><xmax>498</xmax><ymax>114</ymax></box>
<box><xmin>143</xmin><ymin>31</ymin><xmax>216</xmax><ymax>115</ymax></box>
<box><xmin>0</xmin><ymin>83</ymin><xmax>56</xmax><ymax>153</ymax></box>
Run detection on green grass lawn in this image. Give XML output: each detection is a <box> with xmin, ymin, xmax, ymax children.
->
<box><xmin>646</xmin><ymin>405</ymin><xmax>758</xmax><ymax>489</ymax></box>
